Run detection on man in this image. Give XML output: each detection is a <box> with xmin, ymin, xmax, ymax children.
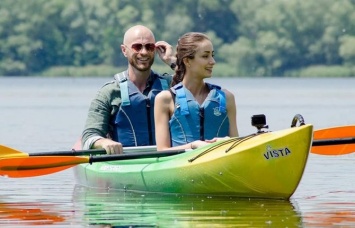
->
<box><xmin>82</xmin><ymin>25</ymin><xmax>176</xmax><ymax>154</ymax></box>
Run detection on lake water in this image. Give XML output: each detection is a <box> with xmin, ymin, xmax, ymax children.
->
<box><xmin>0</xmin><ymin>77</ymin><xmax>355</xmax><ymax>227</ymax></box>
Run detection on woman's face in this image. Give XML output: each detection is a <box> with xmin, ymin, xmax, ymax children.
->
<box><xmin>187</xmin><ymin>39</ymin><xmax>216</xmax><ymax>79</ymax></box>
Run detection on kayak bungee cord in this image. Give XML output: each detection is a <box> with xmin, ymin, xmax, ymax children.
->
<box><xmin>188</xmin><ymin>114</ymin><xmax>301</xmax><ymax>162</ymax></box>
<box><xmin>226</xmin><ymin>114</ymin><xmax>307</xmax><ymax>154</ymax></box>
<box><xmin>225</xmin><ymin>133</ymin><xmax>261</xmax><ymax>153</ymax></box>
<box><xmin>188</xmin><ymin>134</ymin><xmax>260</xmax><ymax>162</ymax></box>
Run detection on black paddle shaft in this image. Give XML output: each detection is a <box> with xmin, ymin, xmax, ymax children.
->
<box><xmin>88</xmin><ymin>149</ymin><xmax>187</xmax><ymax>163</ymax></box>
<box><xmin>29</xmin><ymin>149</ymin><xmax>106</xmax><ymax>156</ymax></box>
<box><xmin>312</xmin><ymin>138</ymin><xmax>355</xmax><ymax>146</ymax></box>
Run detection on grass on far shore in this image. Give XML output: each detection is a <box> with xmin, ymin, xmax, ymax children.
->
<box><xmin>38</xmin><ymin>64</ymin><xmax>355</xmax><ymax>78</ymax></box>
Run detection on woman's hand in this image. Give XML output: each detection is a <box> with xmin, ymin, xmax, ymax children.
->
<box><xmin>190</xmin><ymin>140</ymin><xmax>210</xmax><ymax>149</ymax></box>
<box><xmin>203</xmin><ymin>136</ymin><xmax>230</xmax><ymax>144</ymax></box>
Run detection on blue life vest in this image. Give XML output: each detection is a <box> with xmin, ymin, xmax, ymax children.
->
<box><xmin>111</xmin><ymin>71</ymin><xmax>169</xmax><ymax>146</ymax></box>
<box><xmin>169</xmin><ymin>82</ymin><xmax>229</xmax><ymax>146</ymax></box>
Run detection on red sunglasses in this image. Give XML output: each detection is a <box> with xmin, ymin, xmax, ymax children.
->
<box><xmin>128</xmin><ymin>43</ymin><xmax>156</xmax><ymax>53</ymax></box>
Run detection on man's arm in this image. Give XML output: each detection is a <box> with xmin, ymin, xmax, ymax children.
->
<box><xmin>82</xmin><ymin>82</ymin><xmax>121</xmax><ymax>150</ymax></box>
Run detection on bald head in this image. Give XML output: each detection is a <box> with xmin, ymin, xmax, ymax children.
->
<box><xmin>123</xmin><ymin>25</ymin><xmax>155</xmax><ymax>45</ymax></box>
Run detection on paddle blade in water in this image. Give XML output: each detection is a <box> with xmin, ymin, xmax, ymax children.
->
<box><xmin>0</xmin><ymin>156</ymin><xmax>89</xmax><ymax>178</ymax></box>
<box><xmin>312</xmin><ymin>125</ymin><xmax>355</xmax><ymax>155</ymax></box>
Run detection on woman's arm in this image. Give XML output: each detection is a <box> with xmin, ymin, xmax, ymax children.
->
<box><xmin>224</xmin><ymin>89</ymin><xmax>239</xmax><ymax>137</ymax></box>
<box><xmin>154</xmin><ymin>91</ymin><xmax>174</xmax><ymax>150</ymax></box>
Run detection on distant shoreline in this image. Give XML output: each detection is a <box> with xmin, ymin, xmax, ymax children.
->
<box><xmin>1</xmin><ymin>64</ymin><xmax>355</xmax><ymax>78</ymax></box>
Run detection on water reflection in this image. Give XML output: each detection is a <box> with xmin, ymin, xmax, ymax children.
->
<box><xmin>2</xmin><ymin>187</ymin><xmax>355</xmax><ymax>227</ymax></box>
<box><xmin>72</xmin><ymin>185</ymin><xmax>302</xmax><ymax>227</ymax></box>
<box><xmin>304</xmin><ymin>210</ymin><xmax>355</xmax><ymax>227</ymax></box>
<box><xmin>298</xmin><ymin>190</ymin><xmax>355</xmax><ymax>227</ymax></box>
<box><xmin>0</xmin><ymin>202</ymin><xmax>65</xmax><ymax>225</ymax></box>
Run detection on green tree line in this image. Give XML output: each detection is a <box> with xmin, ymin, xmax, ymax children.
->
<box><xmin>1</xmin><ymin>0</ymin><xmax>355</xmax><ymax>77</ymax></box>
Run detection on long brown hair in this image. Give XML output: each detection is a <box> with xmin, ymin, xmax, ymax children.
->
<box><xmin>171</xmin><ymin>32</ymin><xmax>211</xmax><ymax>86</ymax></box>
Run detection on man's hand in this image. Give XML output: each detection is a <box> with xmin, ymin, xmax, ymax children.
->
<box><xmin>93</xmin><ymin>138</ymin><xmax>123</xmax><ymax>154</ymax></box>
<box><xmin>155</xmin><ymin>41</ymin><xmax>176</xmax><ymax>66</ymax></box>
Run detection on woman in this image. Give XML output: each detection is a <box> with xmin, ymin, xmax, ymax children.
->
<box><xmin>154</xmin><ymin>32</ymin><xmax>238</xmax><ymax>151</ymax></box>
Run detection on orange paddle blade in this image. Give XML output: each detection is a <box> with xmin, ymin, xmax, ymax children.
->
<box><xmin>0</xmin><ymin>145</ymin><xmax>29</xmax><ymax>158</ymax></box>
<box><xmin>0</xmin><ymin>156</ymin><xmax>89</xmax><ymax>178</ymax></box>
<box><xmin>312</xmin><ymin>125</ymin><xmax>355</xmax><ymax>155</ymax></box>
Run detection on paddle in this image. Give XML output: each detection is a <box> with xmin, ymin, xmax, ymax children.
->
<box><xmin>1</xmin><ymin>136</ymin><xmax>355</xmax><ymax>179</ymax></box>
<box><xmin>1</xmin><ymin>125</ymin><xmax>354</xmax><ymax>178</ymax></box>
<box><xmin>312</xmin><ymin>125</ymin><xmax>355</xmax><ymax>155</ymax></box>
<box><xmin>2</xmin><ymin>125</ymin><xmax>354</xmax><ymax>158</ymax></box>
<box><xmin>0</xmin><ymin>149</ymin><xmax>187</xmax><ymax>178</ymax></box>
<box><xmin>0</xmin><ymin>144</ymin><xmax>158</xmax><ymax>158</ymax></box>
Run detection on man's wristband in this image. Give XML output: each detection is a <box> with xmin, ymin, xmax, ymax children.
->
<box><xmin>170</xmin><ymin>62</ymin><xmax>176</xmax><ymax>70</ymax></box>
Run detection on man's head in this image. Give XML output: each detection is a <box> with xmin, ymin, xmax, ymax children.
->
<box><xmin>121</xmin><ymin>25</ymin><xmax>156</xmax><ymax>72</ymax></box>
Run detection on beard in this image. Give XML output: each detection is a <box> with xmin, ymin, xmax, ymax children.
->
<box><xmin>129</xmin><ymin>55</ymin><xmax>155</xmax><ymax>72</ymax></box>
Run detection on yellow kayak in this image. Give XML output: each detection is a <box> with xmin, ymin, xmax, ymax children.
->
<box><xmin>74</xmin><ymin>124</ymin><xmax>312</xmax><ymax>199</ymax></box>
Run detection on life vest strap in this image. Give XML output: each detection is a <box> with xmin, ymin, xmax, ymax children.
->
<box><xmin>114</xmin><ymin>71</ymin><xmax>130</xmax><ymax>106</ymax></box>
